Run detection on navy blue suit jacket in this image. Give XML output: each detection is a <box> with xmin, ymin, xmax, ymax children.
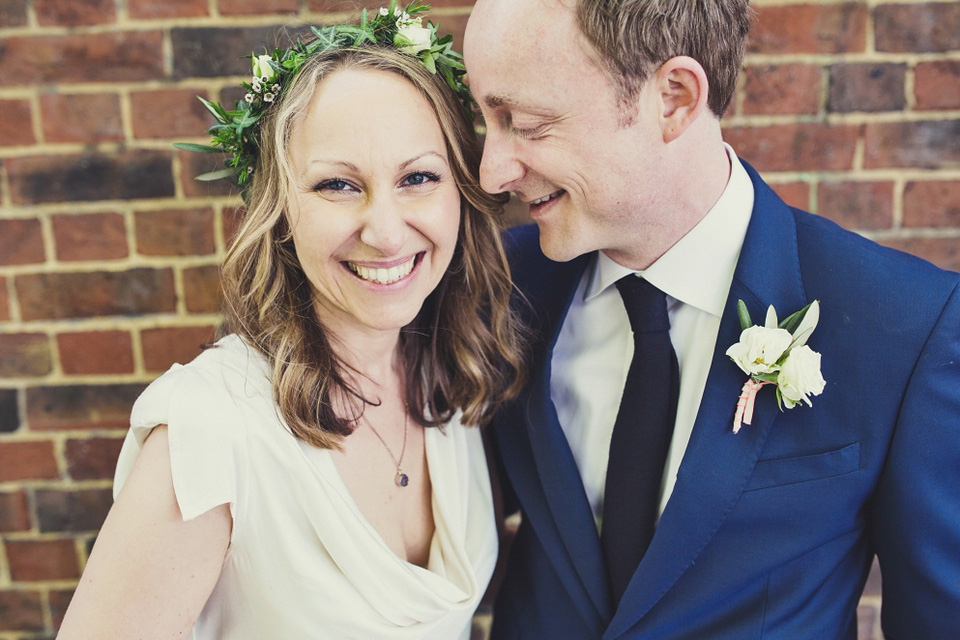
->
<box><xmin>489</xmin><ymin>164</ymin><xmax>960</xmax><ymax>639</ymax></box>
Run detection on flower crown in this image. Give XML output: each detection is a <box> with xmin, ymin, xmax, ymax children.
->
<box><xmin>174</xmin><ymin>1</ymin><xmax>471</xmax><ymax>194</ymax></box>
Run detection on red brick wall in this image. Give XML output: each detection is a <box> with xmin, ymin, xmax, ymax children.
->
<box><xmin>1</xmin><ymin>1</ymin><xmax>958</xmax><ymax>638</ymax></box>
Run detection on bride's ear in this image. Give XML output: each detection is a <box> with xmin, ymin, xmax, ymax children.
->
<box><xmin>653</xmin><ymin>56</ymin><xmax>711</xmax><ymax>143</ymax></box>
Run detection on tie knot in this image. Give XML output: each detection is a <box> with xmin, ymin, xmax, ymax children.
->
<box><xmin>615</xmin><ymin>275</ymin><xmax>670</xmax><ymax>334</ymax></box>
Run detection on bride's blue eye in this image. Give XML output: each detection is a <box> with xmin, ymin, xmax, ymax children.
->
<box><xmin>314</xmin><ymin>179</ymin><xmax>352</xmax><ymax>192</ymax></box>
<box><xmin>403</xmin><ymin>171</ymin><xmax>440</xmax><ymax>187</ymax></box>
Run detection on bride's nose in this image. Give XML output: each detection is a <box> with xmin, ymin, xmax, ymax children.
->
<box><xmin>359</xmin><ymin>196</ymin><xmax>408</xmax><ymax>256</ymax></box>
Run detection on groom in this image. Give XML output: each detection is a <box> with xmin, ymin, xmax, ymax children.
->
<box><xmin>464</xmin><ymin>0</ymin><xmax>960</xmax><ymax>638</ymax></box>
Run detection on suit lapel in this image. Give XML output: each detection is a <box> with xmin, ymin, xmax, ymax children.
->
<box><xmin>605</xmin><ymin>164</ymin><xmax>810</xmax><ymax>638</ymax></box>
<box><xmin>500</xmin><ymin>242</ymin><xmax>613</xmax><ymax>624</ymax></box>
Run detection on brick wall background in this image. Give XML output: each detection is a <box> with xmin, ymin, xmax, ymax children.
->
<box><xmin>1</xmin><ymin>0</ymin><xmax>958</xmax><ymax>637</ymax></box>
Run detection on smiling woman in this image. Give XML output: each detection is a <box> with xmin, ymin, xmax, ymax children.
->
<box><xmin>56</xmin><ymin>7</ymin><xmax>525</xmax><ymax>639</ymax></box>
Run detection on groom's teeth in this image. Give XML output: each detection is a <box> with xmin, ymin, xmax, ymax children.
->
<box><xmin>532</xmin><ymin>191</ymin><xmax>562</xmax><ymax>205</ymax></box>
<box><xmin>348</xmin><ymin>255</ymin><xmax>416</xmax><ymax>284</ymax></box>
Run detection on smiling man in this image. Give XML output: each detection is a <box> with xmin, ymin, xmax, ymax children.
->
<box><xmin>464</xmin><ymin>1</ymin><xmax>960</xmax><ymax>638</ymax></box>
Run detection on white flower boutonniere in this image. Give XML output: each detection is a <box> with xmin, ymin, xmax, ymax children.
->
<box><xmin>725</xmin><ymin>300</ymin><xmax>826</xmax><ymax>433</ymax></box>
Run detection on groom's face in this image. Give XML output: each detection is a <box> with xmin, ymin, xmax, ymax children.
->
<box><xmin>465</xmin><ymin>0</ymin><xmax>669</xmax><ymax>264</ymax></box>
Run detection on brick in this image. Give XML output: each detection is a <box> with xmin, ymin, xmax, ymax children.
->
<box><xmin>749</xmin><ymin>3</ymin><xmax>867</xmax><ymax>55</ymax></box>
<box><xmin>7</xmin><ymin>540</ymin><xmax>80</xmax><ymax>581</ymax></box>
<box><xmin>141</xmin><ymin>325</ymin><xmax>216</xmax><ymax>371</ymax></box>
<box><xmin>35</xmin><ymin>488</ymin><xmax>113</xmax><ymax>533</ymax></box>
<box><xmin>0</xmin><ymin>491</ymin><xmax>30</xmax><ymax>532</ymax></box>
<box><xmin>724</xmin><ymin>124</ymin><xmax>859</xmax><ymax>173</ymax></box>
<box><xmin>817</xmin><ymin>181</ymin><xmax>894</xmax><ymax>231</ymax></box>
<box><xmin>0</xmin><ymin>99</ymin><xmax>36</xmax><ymax>147</ymax></box>
<box><xmin>58</xmin><ymin>330</ymin><xmax>135</xmax><ymax>375</ymax></box>
<box><xmin>0</xmin><ymin>218</ymin><xmax>45</xmax><ymax>266</ymax></box>
<box><xmin>0</xmin><ymin>440</ymin><xmax>59</xmax><ymax>482</ymax></box>
<box><xmin>864</xmin><ymin>120</ymin><xmax>960</xmax><ymax>170</ymax></box>
<box><xmin>16</xmin><ymin>269</ymin><xmax>176</xmax><ymax>321</ymax></box>
<box><xmin>915</xmin><ymin>61</ymin><xmax>960</xmax><ymax>111</ymax></box>
<box><xmin>0</xmin><ymin>277</ymin><xmax>9</xmax><ymax>322</ymax></box>
<box><xmin>742</xmin><ymin>64</ymin><xmax>821</xmax><ymax>116</ymax></box>
<box><xmin>434</xmin><ymin>14</ymin><xmax>469</xmax><ymax>50</ymax></box>
<box><xmin>66</xmin><ymin>437</ymin><xmax>124</xmax><ymax>480</ymax></box>
<box><xmin>0</xmin><ymin>333</ymin><xmax>52</xmax><ymax>378</ymax></box>
<box><xmin>179</xmin><ymin>149</ymin><xmax>240</xmax><ymax>199</ymax></box>
<box><xmin>52</xmin><ymin>212</ymin><xmax>128</xmax><ymax>262</ymax></box>
<box><xmin>222</xmin><ymin>206</ymin><xmax>244</xmax><ymax>245</ymax></box>
<box><xmin>172</xmin><ymin>26</ymin><xmax>283</xmax><ymax>79</ymax></box>
<box><xmin>880</xmin><ymin>237</ymin><xmax>960</xmax><ymax>272</ymax></box>
<box><xmin>0</xmin><ymin>388</ymin><xmax>19</xmax><ymax>433</ymax></box>
<box><xmin>875</xmin><ymin>3</ymin><xmax>960</xmax><ymax>54</ymax></box>
<box><xmin>828</xmin><ymin>63</ymin><xmax>906</xmax><ymax>113</ymax></box>
<box><xmin>40</xmin><ymin>93</ymin><xmax>124</xmax><ymax>144</ymax></box>
<box><xmin>36</xmin><ymin>0</ymin><xmax>116</xmax><ymax>26</ymax></box>
<box><xmin>135</xmin><ymin>208</ymin><xmax>216</xmax><ymax>256</ymax></box>
<box><xmin>129</xmin><ymin>0</ymin><xmax>208</xmax><ymax>19</ymax></box>
<box><xmin>27</xmin><ymin>384</ymin><xmax>144</xmax><ymax>431</ymax></box>
<box><xmin>903</xmin><ymin>181</ymin><xmax>960</xmax><ymax>228</ymax></box>
<box><xmin>183</xmin><ymin>265</ymin><xmax>222</xmax><ymax>314</ymax></box>
<box><xmin>7</xmin><ymin>151</ymin><xmax>175</xmax><ymax>205</ymax></box>
<box><xmin>0</xmin><ymin>590</ymin><xmax>44</xmax><ymax>632</ymax></box>
<box><xmin>219</xmin><ymin>0</ymin><xmax>299</xmax><ymax>15</ymax></box>
<box><xmin>131</xmin><ymin>88</ymin><xmax>213</xmax><ymax>140</ymax></box>
<box><xmin>767</xmin><ymin>182</ymin><xmax>811</xmax><ymax>211</ymax></box>
<box><xmin>0</xmin><ymin>0</ymin><xmax>28</xmax><ymax>27</ymax></box>
<box><xmin>50</xmin><ymin>590</ymin><xmax>74</xmax><ymax>630</ymax></box>
<box><xmin>0</xmin><ymin>32</ymin><xmax>165</xmax><ymax>86</ymax></box>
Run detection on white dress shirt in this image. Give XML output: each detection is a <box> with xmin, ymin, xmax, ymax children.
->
<box><xmin>550</xmin><ymin>145</ymin><xmax>755</xmax><ymax>529</ymax></box>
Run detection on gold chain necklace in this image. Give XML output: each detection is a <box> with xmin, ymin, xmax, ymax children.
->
<box><xmin>367</xmin><ymin>411</ymin><xmax>409</xmax><ymax>487</ymax></box>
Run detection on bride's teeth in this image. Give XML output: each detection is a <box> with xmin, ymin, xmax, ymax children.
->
<box><xmin>348</xmin><ymin>255</ymin><xmax>417</xmax><ymax>284</ymax></box>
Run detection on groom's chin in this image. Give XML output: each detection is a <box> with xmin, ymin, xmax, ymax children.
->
<box><xmin>535</xmin><ymin>224</ymin><xmax>591</xmax><ymax>264</ymax></box>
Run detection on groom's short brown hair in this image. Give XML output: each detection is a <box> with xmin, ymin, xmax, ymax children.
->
<box><xmin>575</xmin><ymin>0</ymin><xmax>753</xmax><ymax>117</ymax></box>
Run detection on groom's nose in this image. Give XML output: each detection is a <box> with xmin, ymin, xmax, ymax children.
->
<box><xmin>479</xmin><ymin>127</ymin><xmax>525</xmax><ymax>195</ymax></box>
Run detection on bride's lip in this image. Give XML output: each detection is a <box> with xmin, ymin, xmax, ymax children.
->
<box><xmin>344</xmin><ymin>253</ymin><xmax>421</xmax><ymax>269</ymax></box>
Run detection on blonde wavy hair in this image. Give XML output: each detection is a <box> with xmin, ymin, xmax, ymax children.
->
<box><xmin>219</xmin><ymin>45</ymin><xmax>525</xmax><ymax>449</ymax></box>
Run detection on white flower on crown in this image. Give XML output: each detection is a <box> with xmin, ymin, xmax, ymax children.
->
<box><xmin>379</xmin><ymin>7</ymin><xmax>389</xmax><ymax>16</ymax></box>
<box><xmin>252</xmin><ymin>54</ymin><xmax>276</xmax><ymax>84</ymax></box>
<box><xmin>395</xmin><ymin>18</ymin><xmax>432</xmax><ymax>55</ymax></box>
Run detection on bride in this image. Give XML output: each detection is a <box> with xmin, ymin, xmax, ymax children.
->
<box><xmin>57</xmin><ymin>4</ymin><xmax>523</xmax><ymax>638</ymax></box>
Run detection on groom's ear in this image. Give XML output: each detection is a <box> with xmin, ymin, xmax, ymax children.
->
<box><xmin>653</xmin><ymin>56</ymin><xmax>710</xmax><ymax>143</ymax></box>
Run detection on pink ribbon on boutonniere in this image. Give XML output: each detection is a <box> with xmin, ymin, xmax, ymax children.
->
<box><xmin>733</xmin><ymin>379</ymin><xmax>774</xmax><ymax>434</ymax></box>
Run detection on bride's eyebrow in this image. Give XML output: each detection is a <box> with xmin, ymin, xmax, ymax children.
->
<box><xmin>300</xmin><ymin>159</ymin><xmax>359</xmax><ymax>178</ymax></box>
<box><xmin>398</xmin><ymin>151</ymin><xmax>446</xmax><ymax>171</ymax></box>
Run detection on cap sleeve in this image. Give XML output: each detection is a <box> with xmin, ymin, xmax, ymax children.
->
<box><xmin>114</xmin><ymin>356</ymin><xmax>248</xmax><ymax>526</ymax></box>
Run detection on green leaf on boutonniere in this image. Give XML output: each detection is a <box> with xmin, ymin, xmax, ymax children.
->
<box><xmin>737</xmin><ymin>299</ymin><xmax>752</xmax><ymax>332</ymax></box>
<box><xmin>779</xmin><ymin>301</ymin><xmax>815</xmax><ymax>334</ymax></box>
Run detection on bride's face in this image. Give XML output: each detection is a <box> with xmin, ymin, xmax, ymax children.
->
<box><xmin>286</xmin><ymin>68</ymin><xmax>461</xmax><ymax>340</ymax></box>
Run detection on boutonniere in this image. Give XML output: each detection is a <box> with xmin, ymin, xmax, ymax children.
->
<box><xmin>725</xmin><ymin>300</ymin><xmax>826</xmax><ymax>433</ymax></box>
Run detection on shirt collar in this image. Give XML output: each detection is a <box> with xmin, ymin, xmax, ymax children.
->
<box><xmin>584</xmin><ymin>144</ymin><xmax>754</xmax><ymax>317</ymax></box>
